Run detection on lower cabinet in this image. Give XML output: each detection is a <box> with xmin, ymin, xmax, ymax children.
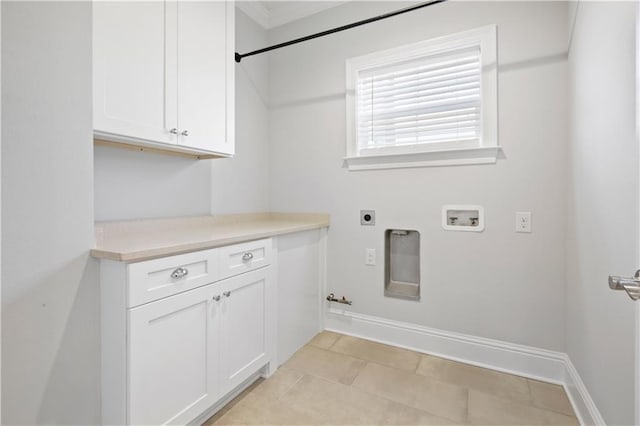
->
<box><xmin>100</xmin><ymin>240</ymin><xmax>274</xmax><ymax>425</ymax></box>
<box><xmin>128</xmin><ymin>282</ymin><xmax>219</xmax><ymax>425</ymax></box>
<box><xmin>218</xmin><ymin>270</ymin><xmax>270</xmax><ymax>393</ymax></box>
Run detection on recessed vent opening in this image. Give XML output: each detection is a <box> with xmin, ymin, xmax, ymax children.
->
<box><xmin>385</xmin><ymin>229</ymin><xmax>420</xmax><ymax>300</ymax></box>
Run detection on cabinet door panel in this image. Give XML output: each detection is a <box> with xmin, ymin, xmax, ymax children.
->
<box><xmin>93</xmin><ymin>1</ymin><xmax>177</xmax><ymax>144</ymax></box>
<box><xmin>219</xmin><ymin>268</ymin><xmax>270</xmax><ymax>393</ymax></box>
<box><xmin>128</xmin><ymin>286</ymin><xmax>218</xmax><ymax>425</ymax></box>
<box><xmin>177</xmin><ymin>1</ymin><xmax>233</xmax><ymax>154</ymax></box>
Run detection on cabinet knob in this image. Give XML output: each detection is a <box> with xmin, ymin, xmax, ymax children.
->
<box><xmin>170</xmin><ymin>267</ymin><xmax>189</xmax><ymax>279</ymax></box>
<box><xmin>212</xmin><ymin>295</ymin><xmax>221</xmax><ymax>302</ymax></box>
<box><xmin>169</xmin><ymin>128</ymin><xmax>178</xmax><ymax>135</ymax></box>
<box><xmin>181</xmin><ymin>130</ymin><xmax>189</xmax><ymax>136</ymax></box>
<box><xmin>223</xmin><ymin>291</ymin><xmax>231</xmax><ymax>298</ymax></box>
<box><xmin>242</xmin><ymin>252</ymin><xmax>254</xmax><ymax>261</ymax></box>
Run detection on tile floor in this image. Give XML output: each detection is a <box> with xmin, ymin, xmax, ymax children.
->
<box><xmin>205</xmin><ymin>332</ymin><xmax>578</xmax><ymax>425</ymax></box>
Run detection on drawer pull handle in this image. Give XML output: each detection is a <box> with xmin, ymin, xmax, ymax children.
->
<box><xmin>242</xmin><ymin>252</ymin><xmax>254</xmax><ymax>261</ymax></box>
<box><xmin>212</xmin><ymin>295</ymin><xmax>221</xmax><ymax>302</ymax></box>
<box><xmin>223</xmin><ymin>291</ymin><xmax>231</xmax><ymax>298</ymax></box>
<box><xmin>171</xmin><ymin>267</ymin><xmax>189</xmax><ymax>279</ymax></box>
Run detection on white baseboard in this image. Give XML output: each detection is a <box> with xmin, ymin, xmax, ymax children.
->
<box><xmin>325</xmin><ymin>307</ymin><xmax>604</xmax><ymax>426</ymax></box>
<box><xmin>563</xmin><ymin>355</ymin><xmax>606</xmax><ymax>426</ymax></box>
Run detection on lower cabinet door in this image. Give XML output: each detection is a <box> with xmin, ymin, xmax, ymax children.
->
<box><xmin>128</xmin><ymin>285</ymin><xmax>219</xmax><ymax>425</ymax></box>
<box><xmin>219</xmin><ymin>268</ymin><xmax>270</xmax><ymax>394</ymax></box>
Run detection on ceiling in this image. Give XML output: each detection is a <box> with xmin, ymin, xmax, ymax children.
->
<box><xmin>237</xmin><ymin>1</ymin><xmax>347</xmax><ymax>29</ymax></box>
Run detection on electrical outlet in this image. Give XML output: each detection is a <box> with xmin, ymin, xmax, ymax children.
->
<box><xmin>515</xmin><ymin>212</ymin><xmax>532</xmax><ymax>233</ymax></box>
<box><xmin>365</xmin><ymin>248</ymin><xmax>376</xmax><ymax>265</ymax></box>
<box><xmin>360</xmin><ymin>210</ymin><xmax>375</xmax><ymax>226</ymax></box>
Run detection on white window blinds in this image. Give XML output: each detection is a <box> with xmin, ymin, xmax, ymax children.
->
<box><xmin>356</xmin><ymin>47</ymin><xmax>482</xmax><ymax>150</ymax></box>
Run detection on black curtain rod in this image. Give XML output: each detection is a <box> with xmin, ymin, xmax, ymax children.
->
<box><xmin>234</xmin><ymin>0</ymin><xmax>447</xmax><ymax>63</ymax></box>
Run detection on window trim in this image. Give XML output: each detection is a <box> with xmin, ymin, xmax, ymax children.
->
<box><xmin>344</xmin><ymin>25</ymin><xmax>499</xmax><ymax>171</ymax></box>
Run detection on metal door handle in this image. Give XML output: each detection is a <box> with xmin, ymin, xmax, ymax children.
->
<box><xmin>608</xmin><ymin>270</ymin><xmax>640</xmax><ymax>300</ymax></box>
<box><xmin>242</xmin><ymin>252</ymin><xmax>254</xmax><ymax>261</ymax></box>
<box><xmin>169</xmin><ymin>128</ymin><xmax>178</xmax><ymax>135</ymax></box>
<box><xmin>171</xmin><ymin>267</ymin><xmax>189</xmax><ymax>279</ymax></box>
<box><xmin>212</xmin><ymin>295</ymin><xmax>221</xmax><ymax>302</ymax></box>
<box><xmin>181</xmin><ymin>130</ymin><xmax>189</xmax><ymax>136</ymax></box>
<box><xmin>223</xmin><ymin>291</ymin><xmax>231</xmax><ymax>298</ymax></box>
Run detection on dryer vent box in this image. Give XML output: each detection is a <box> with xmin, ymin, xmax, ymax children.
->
<box><xmin>384</xmin><ymin>229</ymin><xmax>420</xmax><ymax>301</ymax></box>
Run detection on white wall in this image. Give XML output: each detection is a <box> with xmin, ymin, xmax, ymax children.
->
<box><xmin>268</xmin><ymin>1</ymin><xmax>569</xmax><ymax>351</ymax></box>
<box><xmin>5</xmin><ymin>1</ymin><xmax>635</xmax><ymax>423</ymax></box>
<box><xmin>94</xmin><ymin>146</ymin><xmax>212</xmax><ymax>221</ymax></box>
<box><xmin>1</xmin><ymin>5</ymin><xmax>270</xmax><ymax>424</ymax></box>
<box><xmin>566</xmin><ymin>2</ymin><xmax>637</xmax><ymax>425</ymax></box>
<box><xmin>94</xmin><ymin>7</ymin><xmax>269</xmax><ymax>221</ymax></box>
<box><xmin>211</xmin><ymin>9</ymin><xmax>270</xmax><ymax>214</ymax></box>
<box><xmin>1</xmin><ymin>2</ymin><xmax>99</xmax><ymax>424</ymax></box>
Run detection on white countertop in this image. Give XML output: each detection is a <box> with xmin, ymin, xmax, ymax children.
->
<box><xmin>91</xmin><ymin>213</ymin><xmax>330</xmax><ymax>262</ymax></box>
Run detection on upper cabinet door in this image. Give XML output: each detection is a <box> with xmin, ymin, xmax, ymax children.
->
<box><xmin>177</xmin><ymin>1</ymin><xmax>235</xmax><ymax>156</ymax></box>
<box><xmin>93</xmin><ymin>1</ymin><xmax>178</xmax><ymax>145</ymax></box>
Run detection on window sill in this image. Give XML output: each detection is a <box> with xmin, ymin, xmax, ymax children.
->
<box><xmin>343</xmin><ymin>146</ymin><xmax>502</xmax><ymax>171</ymax></box>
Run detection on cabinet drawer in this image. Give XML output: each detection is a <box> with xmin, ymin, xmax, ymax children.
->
<box><xmin>127</xmin><ymin>248</ymin><xmax>218</xmax><ymax>307</ymax></box>
<box><xmin>218</xmin><ymin>239</ymin><xmax>272</xmax><ymax>280</ymax></box>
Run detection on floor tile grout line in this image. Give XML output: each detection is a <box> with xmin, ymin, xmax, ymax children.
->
<box><xmin>325</xmin><ymin>333</ymin><xmax>341</xmax><ymax>350</ymax></box>
<box><xmin>283</xmin><ymin>354</ymin><xmax>367</xmax><ymax>388</ymax></box>
<box><xmin>309</xmin><ymin>344</ymin><xmax>429</xmax><ymax>380</ymax></box>
<box><xmin>285</xmin><ymin>345</ymin><xmax>463</xmax><ymax>424</ymax></box>
<box><xmin>274</xmin><ymin>368</ymin><xmax>307</xmax><ymax>401</ymax></box>
<box><xmin>527</xmin><ymin>379</ymin><xmax>578</xmax><ymax>419</ymax></box>
<box><xmin>292</xmin><ymin>359</ymin><xmax>462</xmax><ymax>425</ymax></box>
<box><xmin>233</xmin><ymin>368</ymin><xmax>570</xmax><ymax>423</ymax></box>
<box><xmin>289</xmin><ymin>335</ymin><xmax>579</xmax><ymax>423</ymax></box>
<box><xmin>464</xmin><ymin>386</ymin><xmax>471</xmax><ymax>424</ymax></box>
<box><xmin>324</xmin><ymin>332</ymin><xmax>540</xmax><ymax>386</ymax></box>
<box><xmin>320</xmin><ymin>334</ymin><xmax>557</xmax><ymax>408</ymax></box>
<box><xmin>321</xmin><ymin>339</ymin><xmax>423</xmax><ymax>374</ymax></box>
<box><xmin>413</xmin><ymin>354</ymin><xmax>422</xmax><ymax>375</ymax></box>
<box><xmin>466</xmin><ymin>387</ymin><xmax>580</xmax><ymax>423</ymax></box>
<box><xmin>303</xmin><ymin>341</ymin><xmax>537</xmax><ymax>407</ymax></box>
<box><xmin>309</xmin><ymin>341</ymin><xmax>534</xmax><ymax>406</ymax></box>
<box><xmin>529</xmin><ymin>400</ymin><xmax>578</xmax><ymax>419</ymax></box>
<box><xmin>348</xmin><ymin>360</ymin><xmax>466</xmax><ymax>424</ymax></box>
<box><xmin>346</xmin><ymin>359</ymin><xmax>369</xmax><ymax>387</ymax></box>
<box><xmin>211</xmin><ymin>334</ymin><xmax>579</xmax><ymax>425</ymax></box>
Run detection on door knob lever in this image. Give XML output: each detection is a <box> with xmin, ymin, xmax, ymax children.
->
<box><xmin>608</xmin><ymin>270</ymin><xmax>640</xmax><ymax>301</ymax></box>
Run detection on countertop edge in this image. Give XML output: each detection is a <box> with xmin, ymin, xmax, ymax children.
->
<box><xmin>91</xmin><ymin>220</ymin><xmax>329</xmax><ymax>263</ymax></box>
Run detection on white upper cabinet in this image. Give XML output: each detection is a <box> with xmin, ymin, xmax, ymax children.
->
<box><xmin>177</xmin><ymin>1</ymin><xmax>234</xmax><ymax>155</ymax></box>
<box><xmin>93</xmin><ymin>1</ymin><xmax>235</xmax><ymax>158</ymax></box>
<box><xmin>93</xmin><ymin>1</ymin><xmax>176</xmax><ymax>145</ymax></box>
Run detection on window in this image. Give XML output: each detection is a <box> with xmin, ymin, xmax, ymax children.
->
<box><xmin>345</xmin><ymin>25</ymin><xmax>499</xmax><ymax>170</ymax></box>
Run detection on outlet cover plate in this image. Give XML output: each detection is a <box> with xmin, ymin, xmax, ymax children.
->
<box><xmin>515</xmin><ymin>212</ymin><xmax>532</xmax><ymax>233</ymax></box>
<box><xmin>360</xmin><ymin>210</ymin><xmax>375</xmax><ymax>226</ymax></box>
<box><xmin>365</xmin><ymin>248</ymin><xmax>376</xmax><ymax>265</ymax></box>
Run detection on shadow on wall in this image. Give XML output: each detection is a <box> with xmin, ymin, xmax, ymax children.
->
<box><xmin>267</xmin><ymin>51</ymin><xmax>568</xmax><ymax>111</ymax></box>
<box><xmin>2</xmin><ymin>254</ymin><xmax>100</xmax><ymax>425</ymax></box>
<box><xmin>94</xmin><ymin>145</ymin><xmax>212</xmax><ymax>221</ymax></box>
